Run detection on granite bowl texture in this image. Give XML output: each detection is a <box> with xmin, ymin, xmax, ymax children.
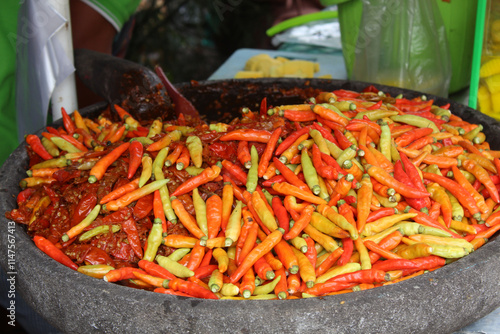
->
<box><xmin>1</xmin><ymin>79</ymin><xmax>500</xmax><ymax>334</ymax></box>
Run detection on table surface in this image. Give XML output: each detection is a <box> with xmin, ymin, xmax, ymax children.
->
<box><xmin>208</xmin><ymin>48</ymin><xmax>500</xmax><ymax>334</ymax></box>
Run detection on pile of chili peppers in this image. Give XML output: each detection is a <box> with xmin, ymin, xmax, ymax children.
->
<box><xmin>6</xmin><ymin>85</ymin><xmax>500</xmax><ymax>300</ymax></box>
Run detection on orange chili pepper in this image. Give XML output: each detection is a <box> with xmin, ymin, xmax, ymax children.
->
<box><xmin>237</xmin><ymin>141</ymin><xmax>252</xmax><ymax>169</ymax></box>
<box><xmin>219</xmin><ymin>129</ymin><xmax>272</xmax><ymax>143</ymax></box>
<box><xmin>171</xmin><ymin>165</ymin><xmax>221</xmax><ymax>197</ymax></box>
<box><xmin>88</xmin><ymin>142</ymin><xmax>130</xmax><ymax>183</ymax></box>
<box><xmin>366</xmin><ymin>165</ymin><xmax>429</xmax><ymax>199</ymax></box>
<box><xmin>229</xmin><ymin>229</ymin><xmax>283</xmax><ymax>284</ymax></box>
<box><xmin>462</xmin><ymin>159</ymin><xmax>500</xmax><ymax>204</ymax></box>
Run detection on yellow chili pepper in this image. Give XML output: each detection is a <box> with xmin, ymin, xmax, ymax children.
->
<box><xmin>147</xmin><ymin>118</ymin><xmax>163</xmax><ymax>138</ymax></box>
<box><xmin>225</xmin><ymin>200</ymin><xmax>243</xmax><ymax>247</ymax></box>
<box><xmin>212</xmin><ymin>247</ymin><xmax>229</xmax><ymax>273</ymax></box>
<box><xmin>301</xmin><ymin>148</ymin><xmax>321</xmax><ymax>195</ymax></box>
<box><xmin>291</xmin><ymin>247</ymin><xmax>316</xmax><ymax>288</ymax></box>
<box><xmin>139</xmin><ymin>155</ymin><xmax>153</xmax><ymax>188</ymax></box>
<box><xmin>156</xmin><ymin>255</ymin><xmax>194</xmax><ymax>278</ymax></box>
<box><xmin>186</xmin><ymin>135</ymin><xmax>203</xmax><ymax>168</ymax></box>
<box><xmin>246</xmin><ymin>145</ymin><xmax>259</xmax><ymax>193</ymax></box>
<box><xmin>143</xmin><ymin>219</ymin><xmax>164</xmax><ymax>262</ymax></box>
<box><xmin>192</xmin><ymin>188</ymin><xmax>208</xmax><ymax>236</ymax></box>
<box><xmin>316</xmin><ymin>263</ymin><xmax>361</xmax><ymax>284</ymax></box>
<box><xmin>251</xmin><ymin>191</ymin><xmax>278</xmax><ymax>232</ymax></box>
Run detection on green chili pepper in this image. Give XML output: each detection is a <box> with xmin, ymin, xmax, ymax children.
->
<box><xmin>325</xmin><ymin>139</ymin><xmax>343</xmax><ymax>159</ymax></box>
<box><xmin>184</xmin><ymin>166</ymin><xmax>204</xmax><ymax>176</ymax></box>
<box><xmin>153</xmin><ymin>164</ymin><xmax>177</xmax><ymax>224</ymax></box>
<box><xmin>390</xmin><ymin>115</ymin><xmax>439</xmax><ymax>133</ymax></box>
<box><xmin>261</xmin><ymin>188</ymin><xmax>274</xmax><ymax>206</ymax></box>
<box><xmin>152</xmin><ymin>147</ymin><xmax>169</xmax><ymax>176</ymax></box>
<box><xmin>208</xmin><ymin>269</ymin><xmax>224</xmax><ymax>293</ymax></box>
<box><xmin>289</xmin><ymin>236</ymin><xmax>308</xmax><ymax>253</ymax></box>
<box><xmin>297</xmin><ymin>139</ymin><xmax>314</xmax><ymax>151</ymax></box>
<box><xmin>79</xmin><ymin>224</ymin><xmax>120</xmax><ymax>241</ymax></box>
<box><xmin>301</xmin><ymin>148</ymin><xmax>321</xmax><ymax>195</ymax></box>
<box><xmin>423</xmin><ymin>164</ymin><xmax>443</xmax><ymax>176</ymax></box>
<box><xmin>309</xmin><ymin>129</ymin><xmax>330</xmax><ymax>154</ymax></box>
<box><xmin>446</xmin><ymin>190</ymin><xmax>464</xmax><ymax>222</ymax></box>
<box><xmin>378</xmin><ymin>122</ymin><xmax>391</xmax><ymax>162</ymax></box>
<box><xmin>41</xmin><ymin>136</ymin><xmax>59</xmax><ymax>157</ymax></box>
<box><xmin>336</xmin><ymin>145</ymin><xmax>357</xmax><ymax>167</ymax></box>
<box><xmin>50</xmin><ymin>136</ymin><xmax>81</xmax><ymax>153</ymax></box>
<box><xmin>167</xmin><ymin>248</ymin><xmax>191</xmax><ymax>261</ymax></box>
<box><xmin>354</xmin><ymin>110</ymin><xmax>398</xmax><ymax>121</ymax></box>
<box><xmin>156</xmin><ymin>255</ymin><xmax>194</xmax><ymax>278</ymax></box>
<box><xmin>253</xmin><ymin>275</ymin><xmax>281</xmax><ymax>295</ymax></box>
<box><xmin>429</xmin><ymin>244</ymin><xmax>469</xmax><ymax>258</ymax></box>
<box><xmin>143</xmin><ymin>219</ymin><xmax>164</xmax><ymax>262</ymax></box>
<box><xmin>246</xmin><ymin>145</ymin><xmax>259</xmax><ymax>193</ymax></box>
<box><xmin>463</xmin><ymin>124</ymin><xmax>483</xmax><ymax>141</ymax></box>
<box><xmin>320</xmin><ymin>103</ymin><xmax>350</xmax><ymax>119</ymax></box>
<box><xmin>32</xmin><ymin>156</ymin><xmax>71</xmax><ymax>169</ymax></box>
<box><xmin>130</xmin><ymin>137</ymin><xmax>154</xmax><ymax>145</ymax></box>
<box><xmin>192</xmin><ymin>188</ymin><xmax>208</xmax><ymax>236</ymax></box>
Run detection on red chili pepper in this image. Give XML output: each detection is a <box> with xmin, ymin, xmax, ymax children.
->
<box><xmin>61</xmin><ymin>107</ymin><xmax>76</xmax><ymax>135</ymax></box>
<box><xmin>33</xmin><ymin>235</ymin><xmax>78</xmax><ymax>270</ymax></box>
<box><xmin>260</xmin><ymin>97</ymin><xmax>267</xmax><ymax>116</ymax></box>
<box><xmin>132</xmin><ymin>193</ymin><xmax>154</xmax><ymax>220</ymax></box>
<box><xmin>312</xmin><ymin>144</ymin><xmax>338</xmax><ymax>180</ymax></box>
<box><xmin>393</xmin><ymin>160</ymin><xmax>428</xmax><ymax>210</ymax></box>
<box><xmin>193</xmin><ymin>264</ymin><xmax>218</xmax><ymax>279</ymax></box>
<box><xmin>275</xmin><ymin>125</ymin><xmax>313</xmax><ymax>156</ymax></box>
<box><xmin>272</xmin><ymin>196</ymin><xmax>290</xmax><ymax>234</ymax></box>
<box><xmin>70</xmin><ymin>193</ymin><xmax>98</xmax><ymax>228</ymax></box>
<box><xmin>304</xmin><ymin>235</ymin><xmax>317</xmax><ymax>268</ymax></box>
<box><xmin>128</xmin><ymin>141</ymin><xmax>144</xmax><ymax>179</ymax></box>
<box><xmin>272</xmin><ymin>157</ymin><xmax>310</xmax><ymax>193</ymax></box>
<box><xmin>26</xmin><ymin>134</ymin><xmax>53</xmax><ymax>160</ymax></box>
<box><xmin>312</xmin><ymin>122</ymin><xmax>336</xmax><ymax>143</ymax></box>
<box><xmin>333</xmin><ymin>89</ymin><xmax>360</xmax><ymax>98</ymax></box>
<box><xmin>367</xmin><ymin>100</ymin><xmax>383</xmax><ymax>110</ymax></box>
<box><xmin>362</xmin><ymin>85</ymin><xmax>379</xmax><ymax>93</ymax></box>
<box><xmin>366</xmin><ymin>207</ymin><xmax>396</xmax><ymax>223</ymax></box>
<box><xmin>330</xmin><ymin>269</ymin><xmax>387</xmax><ymax>284</ymax></box>
<box><xmin>258</xmin><ymin>127</ymin><xmax>282</xmax><ymax>178</ymax></box>
<box><xmin>17</xmin><ymin>188</ymin><xmax>36</xmax><ymax>205</ymax></box>
<box><xmin>165</xmin><ymin>278</ymin><xmax>218</xmax><ymax>299</ymax></box>
<box><xmin>262</xmin><ymin>175</ymin><xmax>286</xmax><ymax>187</ymax></box>
<box><xmin>122</xmin><ymin>218</ymin><xmax>144</xmax><ymax>259</ymax></box>
<box><xmin>333</xmin><ymin>128</ymin><xmax>353</xmax><ymax>150</ymax></box>
<box><xmin>138</xmin><ymin>260</ymin><xmax>175</xmax><ymax>279</ymax></box>
<box><xmin>402</xmin><ymin>256</ymin><xmax>446</xmax><ymax>276</ymax></box>
<box><xmin>372</xmin><ymin>259</ymin><xmax>418</xmax><ymax>272</ymax></box>
<box><xmin>337</xmin><ymin>237</ymin><xmax>353</xmax><ymax>266</ymax></box>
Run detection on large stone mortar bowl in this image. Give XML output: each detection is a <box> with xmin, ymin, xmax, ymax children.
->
<box><xmin>1</xmin><ymin>79</ymin><xmax>500</xmax><ymax>333</ymax></box>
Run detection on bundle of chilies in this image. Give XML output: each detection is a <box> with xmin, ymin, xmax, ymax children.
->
<box><xmin>8</xmin><ymin>85</ymin><xmax>500</xmax><ymax>300</ymax></box>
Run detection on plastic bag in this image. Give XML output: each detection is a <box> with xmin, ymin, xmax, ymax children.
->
<box><xmin>351</xmin><ymin>0</ymin><xmax>451</xmax><ymax>97</ymax></box>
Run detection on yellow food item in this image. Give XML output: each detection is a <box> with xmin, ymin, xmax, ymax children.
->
<box><xmin>239</xmin><ymin>54</ymin><xmax>320</xmax><ymax>79</ymax></box>
<box><xmin>490</xmin><ymin>19</ymin><xmax>500</xmax><ymax>44</ymax></box>
<box><xmin>480</xmin><ymin>58</ymin><xmax>500</xmax><ymax>78</ymax></box>
<box><xmin>234</xmin><ymin>71</ymin><xmax>264</xmax><ymax>79</ymax></box>
<box><xmin>491</xmin><ymin>91</ymin><xmax>500</xmax><ymax>114</ymax></box>
<box><xmin>485</xmin><ymin>73</ymin><xmax>500</xmax><ymax>95</ymax></box>
<box><xmin>477</xmin><ymin>85</ymin><xmax>492</xmax><ymax>113</ymax></box>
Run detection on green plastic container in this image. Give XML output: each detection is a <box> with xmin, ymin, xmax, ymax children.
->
<box><xmin>322</xmin><ymin>0</ymin><xmax>478</xmax><ymax>94</ymax></box>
